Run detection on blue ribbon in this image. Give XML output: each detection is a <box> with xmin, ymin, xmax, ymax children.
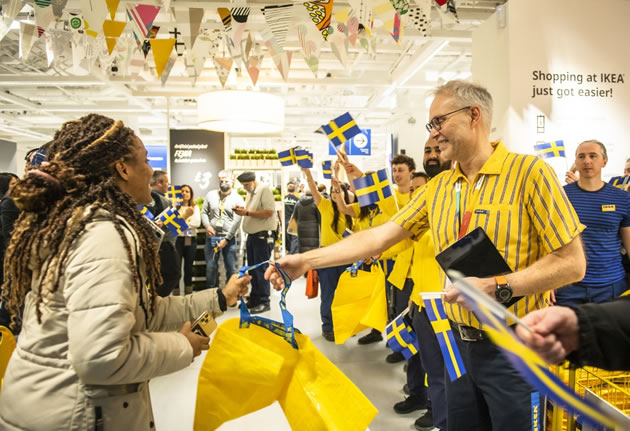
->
<box><xmin>238</xmin><ymin>261</ymin><xmax>300</xmax><ymax>349</ymax></box>
<box><xmin>345</xmin><ymin>259</ymin><xmax>365</xmax><ymax>277</ymax></box>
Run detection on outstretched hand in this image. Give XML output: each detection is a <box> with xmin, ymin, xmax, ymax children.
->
<box><xmin>264</xmin><ymin>255</ymin><xmax>309</xmax><ymax>291</ymax></box>
<box><xmin>223</xmin><ymin>273</ymin><xmax>251</xmax><ymax>306</ymax></box>
<box><xmin>179</xmin><ymin>321</ymin><xmax>210</xmax><ymax>358</ymax></box>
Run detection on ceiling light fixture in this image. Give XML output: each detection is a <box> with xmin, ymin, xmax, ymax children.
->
<box><xmin>198</xmin><ymin>90</ymin><xmax>285</xmax><ymax>134</ymax></box>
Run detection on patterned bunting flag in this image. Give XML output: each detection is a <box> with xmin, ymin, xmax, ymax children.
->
<box><xmin>322</xmin><ymin>160</ymin><xmax>332</xmax><ymax>179</ymax></box>
<box><xmin>278</xmin><ymin>148</ymin><xmax>296</xmax><ymax>166</ymax></box>
<box><xmin>391</xmin><ymin>12</ymin><xmax>401</xmax><ymax>44</ymax></box>
<box><xmin>405</xmin><ymin>0</ymin><xmax>432</xmax><ymax>36</ymax></box>
<box><xmin>534</xmin><ymin>140</ymin><xmax>565</xmax><ymax>159</ymax></box>
<box><xmin>422</xmin><ymin>293</ymin><xmax>467</xmax><ymax>381</ymax></box>
<box><xmin>212</xmin><ymin>55</ymin><xmax>233</xmax><ymax>87</ymax></box>
<box><xmin>126</xmin><ymin>4</ymin><xmax>160</xmax><ymax>42</ymax></box>
<box><xmin>295</xmin><ymin>149</ymin><xmax>313</xmax><ymax>168</ymax></box>
<box><xmin>34</xmin><ymin>2</ymin><xmax>54</xmax><ymax>34</ymax></box>
<box><xmin>150</xmin><ymin>38</ymin><xmax>175</xmax><ymax>78</ymax></box>
<box><xmin>158</xmin><ymin>208</ymin><xmax>189</xmax><ymax>236</ymax></box>
<box><xmin>294</xmin><ymin>5</ymin><xmax>322</xmax><ymax>76</ymax></box>
<box><xmin>368</xmin><ymin>0</ymin><xmax>397</xmax><ymax>33</ymax></box>
<box><xmin>391</xmin><ymin>0</ymin><xmax>409</xmax><ymax>15</ymax></box>
<box><xmin>262</xmin><ymin>3</ymin><xmax>294</xmax><ymax>51</ymax></box>
<box><xmin>321</xmin><ymin>112</ymin><xmax>362</xmax><ymax>149</ymax></box>
<box><xmin>302</xmin><ymin>1</ymin><xmax>333</xmax><ymax>41</ymax></box>
<box><xmin>19</xmin><ymin>22</ymin><xmax>40</xmax><ymax>59</ymax></box>
<box><xmin>261</xmin><ymin>27</ymin><xmax>292</xmax><ymax>82</ymax></box>
<box><xmin>385</xmin><ymin>314</ymin><xmax>420</xmax><ymax>359</ymax></box>
<box><xmin>165</xmin><ymin>184</ymin><xmax>183</xmax><ymax>205</ymax></box>
<box><xmin>330</xmin><ymin>29</ymin><xmax>349</xmax><ymax>69</ymax></box>
<box><xmin>352</xmin><ymin>169</ymin><xmax>393</xmax><ymax>207</ymax></box>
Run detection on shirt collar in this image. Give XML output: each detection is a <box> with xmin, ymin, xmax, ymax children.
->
<box><xmin>453</xmin><ymin>141</ymin><xmax>507</xmax><ymax>180</ymax></box>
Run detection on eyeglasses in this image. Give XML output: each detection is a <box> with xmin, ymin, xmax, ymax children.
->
<box><xmin>425</xmin><ymin>106</ymin><xmax>471</xmax><ymax>133</ymax></box>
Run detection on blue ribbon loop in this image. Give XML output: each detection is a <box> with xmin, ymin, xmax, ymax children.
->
<box><xmin>238</xmin><ymin>261</ymin><xmax>300</xmax><ymax>349</ymax></box>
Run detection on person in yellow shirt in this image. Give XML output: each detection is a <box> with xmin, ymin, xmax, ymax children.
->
<box><xmin>267</xmin><ymin>80</ymin><xmax>585</xmax><ymax>431</ymax></box>
<box><xmin>302</xmin><ymin>167</ymin><xmax>353</xmax><ymax>342</ymax></box>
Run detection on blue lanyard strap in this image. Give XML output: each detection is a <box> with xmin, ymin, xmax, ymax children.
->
<box><xmin>238</xmin><ymin>261</ymin><xmax>300</xmax><ymax>349</ymax></box>
<box><xmin>345</xmin><ymin>259</ymin><xmax>365</xmax><ymax>277</ymax></box>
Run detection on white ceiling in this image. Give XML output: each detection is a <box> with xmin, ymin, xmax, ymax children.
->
<box><xmin>0</xmin><ymin>0</ymin><xmax>506</xmax><ymax>148</ymax></box>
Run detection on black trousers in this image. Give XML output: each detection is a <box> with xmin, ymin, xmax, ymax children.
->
<box><xmin>175</xmin><ymin>236</ymin><xmax>196</xmax><ymax>286</ymax></box>
<box><xmin>246</xmin><ymin>233</ymin><xmax>271</xmax><ymax>305</ymax></box>
<box><xmin>446</xmin><ymin>326</ymin><xmax>538</xmax><ymax>431</ymax></box>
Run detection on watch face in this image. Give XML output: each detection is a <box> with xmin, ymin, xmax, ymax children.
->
<box><xmin>496</xmin><ymin>286</ymin><xmax>512</xmax><ymax>303</ymax></box>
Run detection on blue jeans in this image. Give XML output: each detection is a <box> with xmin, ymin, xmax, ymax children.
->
<box><xmin>318</xmin><ymin>265</ymin><xmax>347</xmax><ymax>333</ymax></box>
<box><xmin>204</xmin><ymin>236</ymin><xmax>237</xmax><ymax>290</ymax></box>
<box><xmin>555</xmin><ymin>278</ymin><xmax>627</xmax><ymax>306</ymax></box>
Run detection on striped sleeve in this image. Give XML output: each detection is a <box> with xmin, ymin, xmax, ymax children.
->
<box><xmin>525</xmin><ymin>158</ymin><xmax>584</xmax><ymax>253</ymax></box>
<box><xmin>392</xmin><ymin>183</ymin><xmax>429</xmax><ymax>240</ymax></box>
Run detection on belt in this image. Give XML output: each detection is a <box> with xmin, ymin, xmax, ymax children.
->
<box><xmin>450</xmin><ymin>321</ymin><xmax>487</xmax><ymax>342</ymax></box>
<box><xmin>250</xmin><ymin>231</ymin><xmax>269</xmax><ymax>237</ymax></box>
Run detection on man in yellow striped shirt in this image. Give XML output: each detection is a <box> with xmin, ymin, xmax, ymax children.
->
<box><xmin>266</xmin><ymin>80</ymin><xmax>586</xmax><ymax>431</ymax></box>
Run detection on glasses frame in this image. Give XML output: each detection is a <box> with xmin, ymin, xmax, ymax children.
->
<box><xmin>425</xmin><ymin>106</ymin><xmax>471</xmax><ymax>133</ymax></box>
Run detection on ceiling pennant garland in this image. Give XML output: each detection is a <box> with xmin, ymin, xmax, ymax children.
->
<box><xmin>347</xmin><ymin>16</ymin><xmax>359</xmax><ymax>46</ymax></box>
<box><xmin>294</xmin><ymin>5</ymin><xmax>322</xmax><ymax>76</ymax></box>
<box><xmin>246</xmin><ymin>53</ymin><xmax>263</xmax><ymax>86</ymax></box>
<box><xmin>34</xmin><ymin>1</ymin><xmax>54</xmax><ymax>34</ymax></box>
<box><xmin>80</xmin><ymin>0</ymin><xmax>107</xmax><ymax>36</ymax></box>
<box><xmin>329</xmin><ymin>26</ymin><xmax>349</xmax><ymax>69</ymax></box>
<box><xmin>229</xmin><ymin>7</ymin><xmax>250</xmax><ymax>68</ymax></box>
<box><xmin>103</xmin><ymin>19</ymin><xmax>126</xmax><ymax>54</ymax></box>
<box><xmin>261</xmin><ymin>3</ymin><xmax>294</xmax><ymax>51</ymax></box>
<box><xmin>261</xmin><ymin>27</ymin><xmax>291</xmax><ymax>82</ymax></box>
<box><xmin>186</xmin><ymin>27</ymin><xmax>220</xmax><ymax>78</ymax></box>
<box><xmin>44</xmin><ymin>31</ymin><xmax>55</xmax><ymax>65</ymax></box>
<box><xmin>358</xmin><ymin>25</ymin><xmax>376</xmax><ymax>57</ymax></box>
<box><xmin>105</xmin><ymin>0</ymin><xmax>119</xmax><ymax>20</ymax></box>
<box><xmin>171</xmin><ymin>7</ymin><xmax>203</xmax><ymax>53</ymax></box>
<box><xmin>435</xmin><ymin>0</ymin><xmax>459</xmax><ymax>24</ymax></box>
<box><xmin>390</xmin><ymin>0</ymin><xmax>409</xmax><ymax>15</ymax></box>
<box><xmin>126</xmin><ymin>4</ymin><xmax>160</xmax><ymax>43</ymax></box>
<box><xmin>391</xmin><ymin>12</ymin><xmax>401</xmax><ymax>44</ymax></box>
<box><xmin>2</xmin><ymin>0</ymin><xmax>23</xmax><ymax>20</ymax></box>
<box><xmin>405</xmin><ymin>0</ymin><xmax>431</xmax><ymax>36</ymax></box>
<box><xmin>19</xmin><ymin>22</ymin><xmax>42</xmax><ymax>60</ymax></box>
<box><xmin>0</xmin><ymin>18</ymin><xmax>12</xmax><ymax>43</ymax></box>
<box><xmin>149</xmin><ymin>38</ymin><xmax>175</xmax><ymax>78</ymax></box>
<box><xmin>368</xmin><ymin>0</ymin><xmax>396</xmax><ymax>33</ymax></box>
<box><xmin>302</xmin><ymin>1</ymin><xmax>333</xmax><ymax>41</ymax></box>
<box><xmin>50</xmin><ymin>28</ymin><xmax>72</xmax><ymax>65</ymax></box>
<box><xmin>160</xmin><ymin>50</ymin><xmax>177</xmax><ymax>86</ymax></box>
<box><xmin>51</xmin><ymin>0</ymin><xmax>67</xmax><ymax>19</ymax></box>
<box><xmin>212</xmin><ymin>55</ymin><xmax>233</xmax><ymax>87</ymax></box>
<box><xmin>167</xmin><ymin>26</ymin><xmax>186</xmax><ymax>56</ymax></box>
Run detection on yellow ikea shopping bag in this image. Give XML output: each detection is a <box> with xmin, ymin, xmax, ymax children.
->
<box><xmin>193</xmin><ymin>318</ymin><xmax>377</xmax><ymax>431</ymax></box>
<box><xmin>0</xmin><ymin>326</ymin><xmax>16</xmax><ymax>389</ymax></box>
<box><xmin>331</xmin><ymin>264</ymin><xmax>387</xmax><ymax>345</ymax></box>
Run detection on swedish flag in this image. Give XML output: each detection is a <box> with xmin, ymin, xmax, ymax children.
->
<box><xmin>278</xmin><ymin>148</ymin><xmax>296</xmax><ymax>166</ymax></box>
<box><xmin>295</xmin><ymin>149</ymin><xmax>314</xmax><ymax>168</ymax></box>
<box><xmin>385</xmin><ymin>315</ymin><xmax>419</xmax><ymax>359</ymax></box>
<box><xmin>534</xmin><ymin>140</ymin><xmax>565</xmax><ymax>159</ymax></box>
<box><xmin>422</xmin><ymin>294</ymin><xmax>467</xmax><ymax>381</ymax></box>
<box><xmin>322</xmin><ymin>160</ymin><xmax>332</xmax><ymax>179</ymax></box>
<box><xmin>352</xmin><ymin>169</ymin><xmax>392</xmax><ymax>207</ymax></box>
<box><xmin>166</xmin><ymin>185</ymin><xmax>183</xmax><ymax>205</ymax></box>
<box><xmin>609</xmin><ymin>175</ymin><xmax>629</xmax><ymax>190</ymax></box>
<box><xmin>321</xmin><ymin>112</ymin><xmax>362</xmax><ymax>149</ymax></box>
<box><xmin>138</xmin><ymin>205</ymin><xmax>154</xmax><ymax>221</ymax></box>
<box><xmin>158</xmin><ymin>207</ymin><xmax>189</xmax><ymax>236</ymax></box>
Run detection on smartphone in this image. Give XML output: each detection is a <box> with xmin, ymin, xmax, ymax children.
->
<box><xmin>190</xmin><ymin>310</ymin><xmax>217</xmax><ymax>337</ymax></box>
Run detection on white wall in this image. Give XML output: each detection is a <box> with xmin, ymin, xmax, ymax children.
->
<box><xmin>472</xmin><ymin>0</ymin><xmax>630</xmax><ymax>180</ymax></box>
<box><xmin>0</xmin><ymin>139</ymin><xmax>17</xmax><ymax>174</ymax></box>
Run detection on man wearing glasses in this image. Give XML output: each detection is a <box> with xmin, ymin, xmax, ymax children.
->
<box><xmin>266</xmin><ymin>80</ymin><xmax>586</xmax><ymax>430</ymax></box>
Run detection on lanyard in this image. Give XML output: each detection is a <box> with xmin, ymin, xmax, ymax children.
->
<box><xmin>455</xmin><ymin>175</ymin><xmax>485</xmax><ymax>239</ymax></box>
<box><xmin>218</xmin><ymin>192</ymin><xmax>227</xmax><ymax>217</ymax></box>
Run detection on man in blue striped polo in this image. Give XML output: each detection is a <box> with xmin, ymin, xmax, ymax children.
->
<box><xmin>556</xmin><ymin>140</ymin><xmax>630</xmax><ymax>305</ymax></box>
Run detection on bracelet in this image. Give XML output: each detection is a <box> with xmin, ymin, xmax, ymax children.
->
<box><xmin>246</xmin><ymin>210</ymin><xmax>249</xmax><ymax>216</ymax></box>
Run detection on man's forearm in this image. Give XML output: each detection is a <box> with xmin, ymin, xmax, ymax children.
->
<box><xmin>302</xmin><ymin>221</ymin><xmax>411</xmax><ymax>270</ymax></box>
<box><xmin>247</xmin><ymin>209</ymin><xmax>274</xmax><ymax>219</ymax></box>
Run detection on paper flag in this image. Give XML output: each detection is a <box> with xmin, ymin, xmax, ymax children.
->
<box><xmin>330</xmin><ymin>28</ymin><xmax>349</xmax><ymax>69</ymax></box>
<box><xmin>347</xmin><ymin>16</ymin><xmax>359</xmax><ymax>46</ymax></box>
<box><xmin>171</xmin><ymin>7</ymin><xmax>204</xmax><ymax>52</ymax></box>
<box><xmin>103</xmin><ymin>19</ymin><xmax>126</xmax><ymax>38</ymax></box>
<box><xmin>80</xmin><ymin>0</ymin><xmax>107</xmax><ymax>35</ymax></box>
<box><xmin>68</xmin><ymin>13</ymin><xmax>85</xmax><ymax>32</ymax></box>
<box><xmin>187</xmin><ymin>27</ymin><xmax>220</xmax><ymax>78</ymax></box>
<box><xmin>19</xmin><ymin>22</ymin><xmax>40</xmax><ymax>59</ymax></box>
<box><xmin>51</xmin><ymin>0</ymin><xmax>67</xmax><ymax>18</ymax></box>
<box><xmin>294</xmin><ymin>4</ymin><xmax>322</xmax><ymax>76</ymax></box>
<box><xmin>217</xmin><ymin>7</ymin><xmax>231</xmax><ymax>31</ymax></box>
<box><xmin>167</xmin><ymin>26</ymin><xmax>186</xmax><ymax>56</ymax></box>
<box><xmin>160</xmin><ymin>51</ymin><xmax>177</xmax><ymax>86</ymax></box>
<box><xmin>390</xmin><ymin>0</ymin><xmax>409</xmax><ymax>15</ymax></box>
<box><xmin>0</xmin><ymin>19</ymin><xmax>11</xmax><ymax>43</ymax></box>
<box><xmin>149</xmin><ymin>38</ymin><xmax>175</xmax><ymax>78</ymax></box>
<box><xmin>404</xmin><ymin>0</ymin><xmax>431</xmax><ymax>35</ymax></box>
<box><xmin>212</xmin><ymin>56</ymin><xmax>232</xmax><ymax>87</ymax></box>
<box><xmin>34</xmin><ymin>3</ymin><xmax>54</xmax><ymax>33</ymax></box>
<box><xmin>302</xmin><ymin>1</ymin><xmax>333</xmax><ymax>41</ymax></box>
<box><xmin>2</xmin><ymin>0</ymin><xmax>23</xmax><ymax>21</ymax></box>
<box><xmin>391</xmin><ymin>12</ymin><xmax>401</xmax><ymax>44</ymax></box>
<box><xmin>50</xmin><ymin>29</ymin><xmax>73</xmax><ymax>64</ymax></box>
<box><xmin>369</xmin><ymin>0</ymin><xmax>396</xmax><ymax>33</ymax></box>
<box><xmin>126</xmin><ymin>4</ymin><xmax>160</xmax><ymax>41</ymax></box>
<box><xmin>262</xmin><ymin>3</ymin><xmax>294</xmax><ymax>51</ymax></box>
<box><xmin>105</xmin><ymin>0</ymin><xmax>120</xmax><ymax>20</ymax></box>
<box><xmin>231</xmin><ymin>6</ymin><xmax>250</xmax><ymax>23</ymax></box>
<box><xmin>246</xmin><ymin>53</ymin><xmax>263</xmax><ymax>86</ymax></box>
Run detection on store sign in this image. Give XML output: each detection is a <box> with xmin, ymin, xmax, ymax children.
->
<box><xmin>169</xmin><ymin>130</ymin><xmax>224</xmax><ymax>194</ymax></box>
<box><xmin>146</xmin><ymin>144</ymin><xmax>168</xmax><ymax>170</ymax></box>
<box><xmin>328</xmin><ymin>128</ymin><xmax>371</xmax><ymax>156</ymax></box>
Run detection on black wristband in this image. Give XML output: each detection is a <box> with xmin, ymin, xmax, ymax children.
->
<box><xmin>216</xmin><ymin>289</ymin><xmax>227</xmax><ymax>312</ymax></box>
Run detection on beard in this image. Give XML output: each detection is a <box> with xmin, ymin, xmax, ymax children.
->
<box><xmin>424</xmin><ymin>159</ymin><xmax>451</xmax><ymax>178</ymax></box>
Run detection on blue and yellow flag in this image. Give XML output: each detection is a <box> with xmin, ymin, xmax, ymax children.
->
<box><xmin>322</xmin><ymin>160</ymin><xmax>332</xmax><ymax>179</ymax></box>
<box><xmin>534</xmin><ymin>140</ymin><xmax>565</xmax><ymax>159</ymax></box>
<box><xmin>609</xmin><ymin>175</ymin><xmax>629</xmax><ymax>190</ymax></box>
<box><xmin>158</xmin><ymin>207</ymin><xmax>189</xmax><ymax>236</ymax></box>
<box><xmin>385</xmin><ymin>314</ymin><xmax>419</xmax><ymax>360</ymax></box>
<box><xmin>352</xmin><ymin>169</ymin><xmax>393</xmax><ymax>207</ymax></box>
<box><xmin>295</xmin><ymin>149</ymin><xmax>314</xmax><ymax>168</ymax></box>
<box><xmin>451</xmin><ymin>274</ymin><xmax>620</xmax><ymax>430</ymax></box>
<box><xmin>166</xmin><ymin>185</ymin><xmax>183</xmax><ymax>205</ymax></box>
<box><xmin>138</xmin><ymin>205</ymin><xmax>154</xmax><ymax>221</ymax></box>
<box><xmin>422</xmin><ymin>293</ymin><xmax>467</xmax><ymax>381</ymax></box>
<box><xmin>321</xmin><ymin>112</ymin><xmax>362</xmax><ymax>149</ymax></box>
<box><xmin>278</xmin><ymin>148</ymin><xmax>296</xmax><ymax>166</ymax></box>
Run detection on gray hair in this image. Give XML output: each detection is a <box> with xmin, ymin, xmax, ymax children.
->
<box><xmin>433</xmin><ymin>80</ymin><xmax>493</xmax><ymax>131</ymax></box>
<box><xmin>577</xmin><ymin>140</ymin><xmax>608</xmax><ymax>160</ymax></box>
<box><xmin>150</xmin><ymin>170</ymin><xmax>167</xmax><ymax>186</ymax></box>
<box><xmin>218</xmin><ymin>169</ymin><xmax>232</xmax><ymax>179</ymax></box>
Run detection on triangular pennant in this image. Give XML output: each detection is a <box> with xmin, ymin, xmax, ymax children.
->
<box><xmin>105</xmin><ymin>37</ymin><xmax>117</xmax><ymax>54</ymax></box>
<box><xmin>51</xmin><ymin>0</ymin><xmax>68</xmax><ymax>19</ymax></box>
<box><xmin>34</xmin><ymin>3</ymin><xmax>54</xmax><ymax>33</ymax></box>
<box><xmin>126</xmin><ymin>4</ymin><xmax>160</xmax><ymax>40</ymax></box>
<box><xmin>3</xmin><ymin>0</ymin><xmax>24</xmax><ymax>21</ymax></box>
<box><xmin>105</xmin><ymin>0</ymin><xmax>119</xmax><ymax>20</ymax></box>
<box><xmin>217</xmin><ymin>7</ymin><xmax>231</xmax><ymax>32</ymax></box>
<box><xmin>102</xmin><ymin>20</ymin><xmax>126</xmax><ymax>38</ymax></box>
<box><xmin>435</xmin><ymin>0</ymin><xmax>459</xmax><ymax>24</ymax></box>
<box><xmin>187</xmin><ymin>27</ymin><xmax>221</xmax><ymax>78</ymax></box>
<box><xmin>212</xmin><ymin>56</ymin><xmax>232</xmax><ymax>87</ymax></box>
<box><xmin>330</xmin><ymin>29</ymin><xmax>349</xmax><ymax>69</ymax></box>
<box><xmin>261</xmin><ymin>3</ymin><xmax>294</xmax><ymax>50</ymax></box>
<box><xmin>50</xmin><ymin>29</ymin><xmax>73</xmax><ymax>64</ymax></box>
<box><xmin>171</xmin><ymin>7</ymin><xmax>204</xmax><ymax>52</ymax></box>
<box><xmin>80</xmin><ymin>0</ymin><xmax>108</xmax><ymax>35</ymax></box>
<box><xmin>19</xmin><ymin>22</ymin><xmax>39</xmax><ymax>59</ymax></box>
<box><xmin>33</xmin><ymin>0</ymin><xmax>50</xmax><ymax>7</ymax></box>
<box><xmin>294</xmin><ymin>5</ymin><xmax>322</xmax><ymax>77</ymax></box>
<box><xmin>368</xmin><ymin>0</ymin><xmax>396</xmax><ymax>33</ymax></box>
<box><xmin>347</xmin><ymin>16</ymin><xmax>359</xmax><ymax>46</ymax></box>
<box><xmin>149</xmin><ymin>38</ymin><xmax>175</xmax><ymax>78</ymax></box>
<box><xmin>167</xmin><ymin>26</ymin><xmax>186</xmax><ymax>56</ymax></box>
<box><xmin>160</xmin><ymin>51</ymin><xmax>177</xmax><ymax>86</ymax></box>
<box><xmin>45</xmin><ymin>31</ymin><xmax>54</xmax><ymax>66</ymax></box>
<box><xmin>391</xmin><ymin>0</ymin><xmax>409</xmax><ymax>15</ymax></box>
<box><xmin>302</xmin><ymin>1</ymin><xmax>334</xmax><ymax>41</ymax></box>
<box><xmin>246</xmin><ymin>53</ymin><xmax>263</xmax><ymax>86</ymax></box>
<box><xmin>391</xmin><ymin>12</ymin><xmax>402</xmax><ymax>44</ymax></box>
<box><xmin>0</xmin><ymin>18</ymin><xmax>11</xmax><ymax>43</ymax></box>
<box><xmin>404</xmin><ymin>0</ymin><xmax>431</xmax><ymax>36</ymax></box>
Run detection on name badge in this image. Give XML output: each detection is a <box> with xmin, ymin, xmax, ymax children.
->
<box><xmin>216</xmin><ymin>219</ymin><xmax>225</xmax><ymax>227</ymax></box>
<box><xmin>474</xmin><ymin>209</ymin><xmax>489</xmax><ymax>215</ymax></box>
<box><xmin>601</xmin><ymin>204</ymin><xmax>616</xmax><ymax>212</ymax></box>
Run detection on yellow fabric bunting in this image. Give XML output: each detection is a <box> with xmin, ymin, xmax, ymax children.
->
<box><xmin>105</xmin><ymin>0</ymin><xmax>120</xmax><ymax>20</ymax></box>
<box><xmin>150</xmin><ymin>38</ymin><xmax>176</xmax><ymax>78</ymax></box>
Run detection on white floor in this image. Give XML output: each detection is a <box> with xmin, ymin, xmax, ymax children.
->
<box><xmin>151</xmin><ymin>277</ymin><xmax>429</xmax><ymax>431</ymax></box>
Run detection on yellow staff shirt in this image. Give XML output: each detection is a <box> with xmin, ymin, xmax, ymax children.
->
<box><xmin>392</xmin><ymin>141</ymin><xmax>584</xmax><ymax>329</ymax></box>
<box><xmin>317</xmin><ymin>198</ymin><xmax>347</xmax><ymax>247</ymax></box>
<box><xmin>409</xmin><ymin>230</ymin><xmax>442</xmax><ymax>307</ymax></box>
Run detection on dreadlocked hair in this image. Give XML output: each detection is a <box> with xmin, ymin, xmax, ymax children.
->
<box><xmin>1</xmin><ymin>114</ymin><xmax>161</xmax><ymax>330</ymax></box>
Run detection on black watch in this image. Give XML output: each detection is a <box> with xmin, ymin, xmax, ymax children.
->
<box><xmin>494</xmin><ymin>275</ymin><xmax>513</xmax><ymax>304</ymax></box>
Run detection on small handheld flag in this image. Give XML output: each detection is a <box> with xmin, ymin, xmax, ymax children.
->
<box><xmin>534</xmin><ymin>140</ymin><xmax>565</xmax><ymax>159</ymax></box>
<box><xmin>278</xmin><ymin>148</ymin><xmax>296</xmax><ymax>166</ymax></box>
<box><xmin>609</xmin><ymin>175</ymin><xmax>629</xmax><ymax>190</ymax></box>
<box><xmin>352</xmin><ymin>169</ymin><xmax>393</xmax><ymax>207</ymax></box>
<box><xmin>322</xmin><ymin>160</ymin><xmax>332</xmax><ymax>179</ymax></box>
<box><xmin>321</xmin><ymin>112</ymin><xmax>362</xmax><ymax>149</ymax></box>
<box><xmin>158</xmin><ymin>207</ymin><xmax>189</xmax><ymax>236</ymax></box>
<box><xmin>385</xmin><ymin>314</ymin><xmax>419</xmax><ymax>359</ymax></box>
<box><xmin>294</xmin><ymin>149</ymin><xmax>314</xmax><ymax>168</ymax></box>
<box><xmin>138</xmin><ymin>205</ymin><xmax>154</xmax><ymax>221</ymax></box>
<box><xmin>342</xmin><ymin>228</ymin><xmax>352</xmax><ymax>238</ymax></box>
<box><xmin>422</xmin><ymin>293</ymin><xmax>467</xmax><ymax>381</ymax></box>
<box><xmin>166</xmin><ymin>185</ymin><xmax>183</xmax><ymax>205</ymax></box>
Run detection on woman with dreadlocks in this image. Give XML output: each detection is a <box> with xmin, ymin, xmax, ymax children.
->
<box><xmin>0</xmin><ymin>114</ymin><xmax>250</xmax><ymax>430</ymax></box>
